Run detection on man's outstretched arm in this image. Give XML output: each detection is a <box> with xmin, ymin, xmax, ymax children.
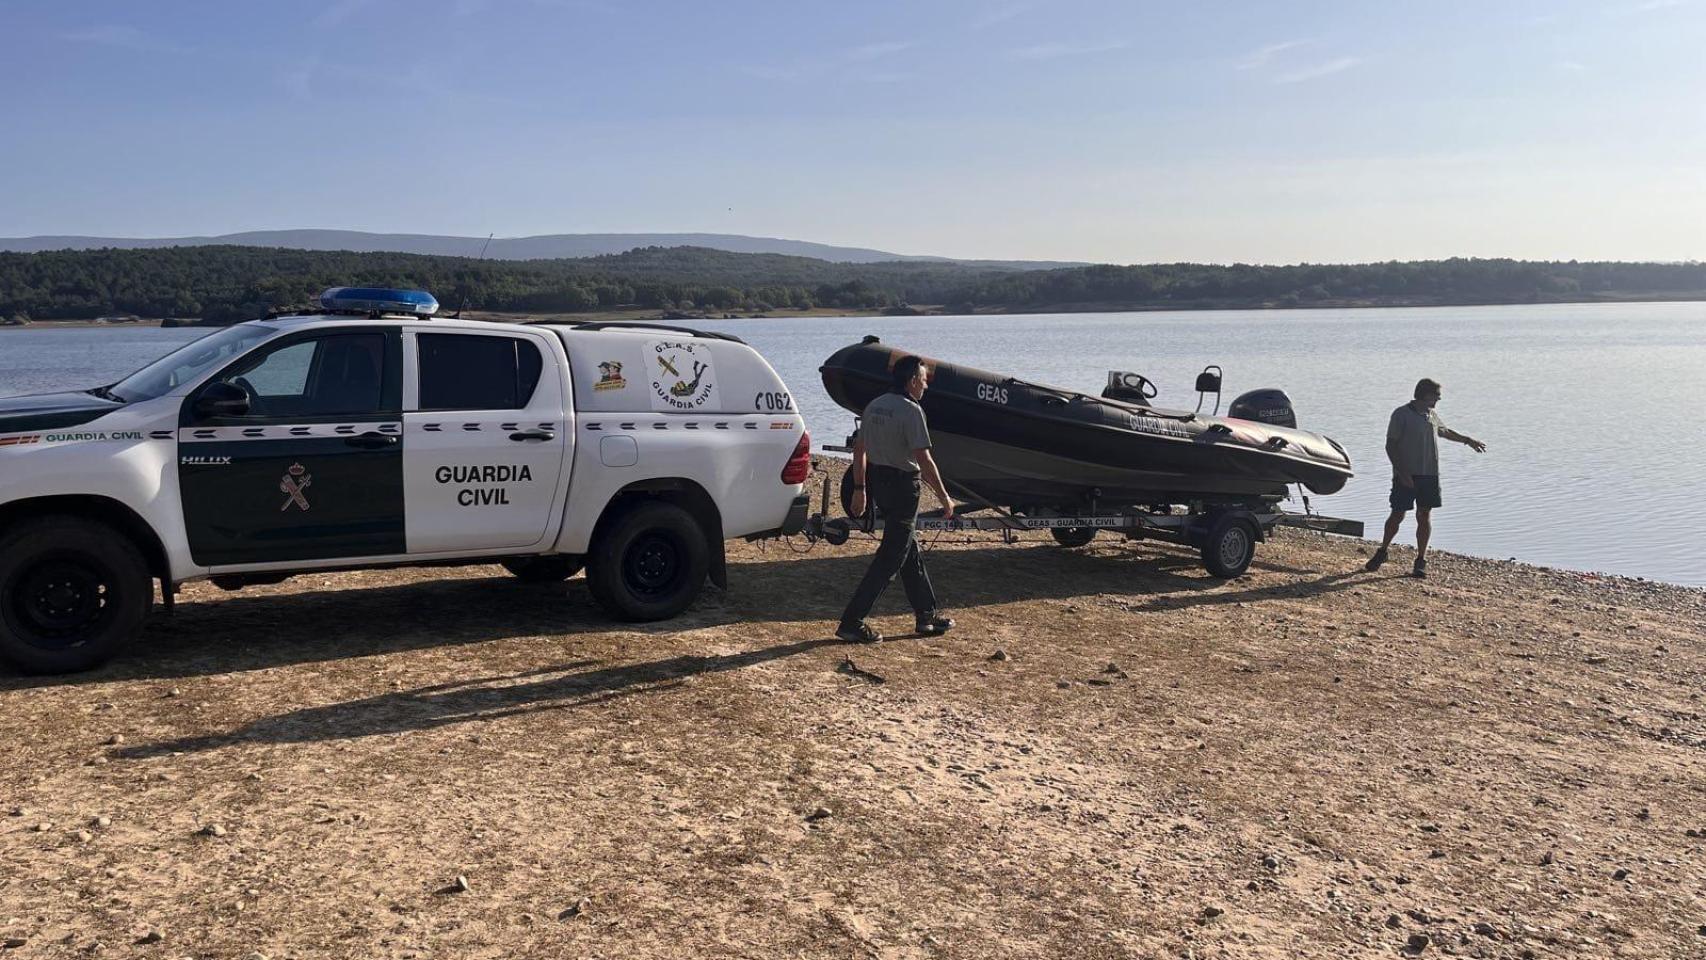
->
<box><xmin>1439</xmin><ymin>426</ymin><xmax>1487</xmax><ymax>453</ymax></box>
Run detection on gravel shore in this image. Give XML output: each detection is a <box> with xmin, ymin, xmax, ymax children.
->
<box><xmin>3</xmin><ymin>463</ymin><xmax>1703</xmax><ymax>958</ymax></box>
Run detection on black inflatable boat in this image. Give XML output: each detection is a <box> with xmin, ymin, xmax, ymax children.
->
<box><xmin>820</xmin><ymin>338</ymin><xmax>1353</xmax><ymax>509</ymax></box>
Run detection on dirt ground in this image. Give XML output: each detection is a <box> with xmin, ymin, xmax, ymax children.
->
<box><xmin>3</xmin><ymin>463</ymin><xmax>1704</xmax><ymax>959</ymax></box>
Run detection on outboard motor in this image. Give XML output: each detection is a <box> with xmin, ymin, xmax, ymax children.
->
<box><xmin>1228</xmin><ymin>388</ymin><xmax>1297</xmax><ymax>428</ymax></box>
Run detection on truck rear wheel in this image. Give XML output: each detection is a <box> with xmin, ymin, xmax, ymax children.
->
<box><xmin>587</xmin><ymin>502</ymin><xmax>710</xmax><ymax>621</ymax></box>
<box><xmin>501</xmin><ymin>555</ymin><xmax>585</xmax><ymax>583</ymax></box>
<box><xmin>0</xmin><ymin>517</ymin><xmax>152</xmax><ymax>674</ymax></box>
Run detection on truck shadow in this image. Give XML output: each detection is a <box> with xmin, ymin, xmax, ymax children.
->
<box><xmin>2</xmin><ymin>540</ymin><xmax>1355</xmax><ymax>688</ymax></box>
<box><xmin>116</xmin><ymin>637</ymin><xmax>842</xmax><ymax>758</ymax></box>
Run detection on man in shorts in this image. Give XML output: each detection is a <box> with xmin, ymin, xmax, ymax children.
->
<box><xmin>1366</xmin><ymin>378</ymin><xmax>1486</xmax><ymax>578</ymax></box>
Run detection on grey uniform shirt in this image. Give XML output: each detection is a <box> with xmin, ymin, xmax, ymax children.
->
<box><xmin>861</xmin><ymin>392</ymin><xmax>931</xmax><ymax>473</ymax></box>
<box><xmin>1387</xmin><ymin>403</ymin><xmax>1446</xmax><ymax>477</ymax></box>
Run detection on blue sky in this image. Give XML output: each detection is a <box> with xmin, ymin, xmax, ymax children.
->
<box><xmin>2</xmin><ymin>0</ymin><xmax>1702</xmax><ymax>263</ymax></box>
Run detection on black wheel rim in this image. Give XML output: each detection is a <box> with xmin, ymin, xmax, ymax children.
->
<box><xmin>622</xmin><ymin>533</ymin><xmax>683</xmax><ymax>600</ymax></box>
<box><xmin>9</xmin><ymin>556</ymin><xmax>113</xmax><ymax>650</ymax></box>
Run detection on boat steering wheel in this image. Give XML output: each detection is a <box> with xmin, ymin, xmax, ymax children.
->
<box><xmin>1118</xmin><ymin>373</ymin><xmax>1159</xmax><ymax>400</ymax></box>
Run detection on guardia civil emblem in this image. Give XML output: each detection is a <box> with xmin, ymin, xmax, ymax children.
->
<box><xmin>648</xmin><ymin>341</ymin><xmax>720</xmax><ymax>411</ymax></box>
<box><xmin>279</xmin><ymin>462</ymin><xmax>312</xmax><ymax>512</ymax></box>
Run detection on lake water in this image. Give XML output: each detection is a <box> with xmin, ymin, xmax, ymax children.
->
<box><xmin>4</xmin><ymin>303</ymin><xmax>1704</xmax><ymax>587</ymax></box>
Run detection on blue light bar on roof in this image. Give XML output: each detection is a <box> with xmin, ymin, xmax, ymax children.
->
<box><xmin>319</xmin><ymin>287</ymin><xmax>439</xmax><ymax>316</ymax></box>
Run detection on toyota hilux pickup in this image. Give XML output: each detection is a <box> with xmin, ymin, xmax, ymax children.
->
<box><xmin>0</xmin><ymin>288</ymin><xmax>811</xmax><ymax>673</ymax></box>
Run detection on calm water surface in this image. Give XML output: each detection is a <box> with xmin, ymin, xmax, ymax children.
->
<box><xmin>3</xmin><ymin>302</ymin><xmax>1703</xmax><ymax>586</ymax></box>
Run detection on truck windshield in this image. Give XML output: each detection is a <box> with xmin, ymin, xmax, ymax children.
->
<box><xmin>109</xmin><ymin>324</ymin><xmax>284</xmax><ymax>402</ymax></box>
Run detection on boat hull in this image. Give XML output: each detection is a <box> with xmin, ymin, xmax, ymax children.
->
<box><xmin>820</xmin><ymin>339</ymin><xmax>1353</xmax><ymax>508</ymax></box>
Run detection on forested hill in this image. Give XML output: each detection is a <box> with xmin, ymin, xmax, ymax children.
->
<box><xmin>2</xmin><ymin>245</ymin><xmax>1703</xmax><ymax>322</ymax></box>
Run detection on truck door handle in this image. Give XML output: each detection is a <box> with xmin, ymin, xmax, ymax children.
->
<box><xmin>509</xmin><ymin>430</ymin><xmax>555</xmax><ymax>442</ymax></box>
<box><xmin>345</xmin><ymin>432</ymin><xmax>399</xmax><ymax>449</ymax></box>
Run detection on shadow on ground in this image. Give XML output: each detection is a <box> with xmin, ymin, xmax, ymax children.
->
<box><xmin>3</xmin><ymin>539</ymin><xmax>1363</xmax><ymax>689</ymax></box>
<box><xmin>117</xmin><ymin>637</ymin><xmax>841</xmax><ymax>757</ymax></box>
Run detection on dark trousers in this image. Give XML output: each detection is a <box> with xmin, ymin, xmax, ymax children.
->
<box><xmin>840</xmin><ymin>466</ymin><xmax>938</xmax><ymax>627</ymax></box>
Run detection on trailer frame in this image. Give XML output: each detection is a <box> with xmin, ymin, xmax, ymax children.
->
<box><xmin>807</xmin><ymin>446</ymin><xmax>1363</xmax><ymax>579</ymax></box>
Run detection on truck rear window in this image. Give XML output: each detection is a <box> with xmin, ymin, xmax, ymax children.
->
<box><xmin>417</xmin><ymin>334</ymin><xmax>543</xmax><ymax>410</ymax></box>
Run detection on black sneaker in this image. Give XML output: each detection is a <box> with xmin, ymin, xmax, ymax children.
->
<box><xmin>1365</xmin><ymin>547</ymin><xmax>1389</xmax><ymax>572</ymax></box>
<box><xmin>1411</xmin><ymin>558</ymin><xmax>1427</xmax><ymax>579</ymax></box>
<box><xmin>916</xmin><ymin>616</ymin><xmax>956</xmax><ymax>636</ymax></box>
<box><xmin>836</xmin><ymin>621</ymin><xmax>883</xmax><ymax>644</ymax></box>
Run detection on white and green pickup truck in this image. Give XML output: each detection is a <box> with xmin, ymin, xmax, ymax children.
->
<box><xmin>0</xmin><ymin>288</ymin><xmax>811</xmax><ymax>673</ymax></box>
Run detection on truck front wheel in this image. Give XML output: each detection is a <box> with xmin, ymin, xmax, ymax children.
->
<box><xmin>0</xmin><ymin>517</ymin><xmax>152</xmax><ymax>674</ymax></box>
<box><xmin>587</xmin><ymin>502</ymin><xmax>710</xmax><ymax>621</ymax></box>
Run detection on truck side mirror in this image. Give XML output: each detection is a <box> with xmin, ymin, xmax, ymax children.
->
<box><xmin>194</xmin><ymin>381</ymin><xmax>250</xmax><ymax>419</ymax></box>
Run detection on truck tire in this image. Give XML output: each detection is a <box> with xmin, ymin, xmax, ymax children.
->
<box><xmin>1050</xmin><ymin>526</ymin><xmax>1097</xmax><ymax>547</ymax></box>
<box><xmin>501</xmin><ymin>555</ymin><xmax>585</xmax><ymax>583</ymax></box>
<box><xmin>586</xmin><ymin>502</ymin><xmax>710</xmax><ymax>621</ymax></box>
<box><xmin>1201</xmin><ymin>513</ymin><xmax>1257</xmax><ymax>579</ymax></box>
<box><xmin>0</xmin><ymin>517</ymin><xmax>152</xmax><ymax>674</ymax></box>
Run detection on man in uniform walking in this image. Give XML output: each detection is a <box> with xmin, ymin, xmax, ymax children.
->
<box><xmin>1367</xmin><ymin>377</ymin><xmax>1486</xmax><ymax>578</ymax></box>
<box><xmin>837</xmin><ymin>354</ymin><xmax>957</xmax><ymax>643</ymax></box>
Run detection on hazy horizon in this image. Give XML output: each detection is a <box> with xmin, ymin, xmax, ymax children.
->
<box><xmin>4</xmin><ymin>1</ymin><xmax>1703</xmax><ymax>264</ymax></box>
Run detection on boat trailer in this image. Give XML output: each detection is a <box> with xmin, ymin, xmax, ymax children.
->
<box><xmin>804</xmin><ymin>454</ymin><xmax>1363</xmax><ymax>579</ymax></box>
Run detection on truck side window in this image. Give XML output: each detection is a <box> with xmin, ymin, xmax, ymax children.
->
<box><xmin>216</xmin><ymin>333</ymin><xmax>386</xmax><ymax>418</ymax></box>
<box><xmin>418</xmin><ymin>334</ymin><xmax>543</xmax><ymax>410</ymax></box>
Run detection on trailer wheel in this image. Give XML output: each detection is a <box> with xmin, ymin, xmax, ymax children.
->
<box><xmin>1050</xmin><ymin>527</ymin><xmax>1097</xmax><ymax>548</ymax></box>
<box><xmin>1201</xmin><ymin>514</ymin><xmax>1257</xmax><ymax>579</ymax></box>
<box><xmin>0</xmin><ymin>517</ymin><xmax>152</xmax><ymax>674</ymax></box>
<box><xmin>587</xmin><ymin>502</ymin><xmax>710</xmax><ymax>621</ymax></box>
<box><xmin>501</xmin><ymin>556</ymin><xmax>585</xmax><ymax>583</ymax></box>
<box><xmin>822</xmin><ymin>519</ymin><xmax>852</xmax><ymax>547</ymax></box>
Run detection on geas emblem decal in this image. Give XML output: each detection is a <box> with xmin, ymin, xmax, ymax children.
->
<box><xmin>648</xmin><ymin>341</ymin><xmax>720</xmax><ymax>412</ymax></box>
<box><xmin>279</xmin><ymin>462</ymin><xmax>312</xmax><ymax>512</ymax></box>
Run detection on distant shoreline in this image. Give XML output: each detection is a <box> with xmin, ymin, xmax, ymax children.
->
<box><xmin>5</xmin><ymin>291</ymin><xmax>1704</xmax><ymax>329</ymax></box>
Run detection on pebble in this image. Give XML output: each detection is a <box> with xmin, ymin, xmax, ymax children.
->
<box><xmin>1056</xmin><ymin>680</ymin><xmax>1072</xmax><ymax>689</ymax></box>
<box><xmin>33</xmin><ymin>822</ymin><xmax>52</xmax><ymax>833</ymax></box>
<box><xmin>1386</xmin><ymin>914</ymin><xmax>1403</xmax><ymax>929</ymax></box>
<box><xmin>242</xmin><ymin>953</ymin><xmax>270</xmax><ymax>960</ymax></box>
<box><xmin>1473</xmin><ymin>922</ymin><xmax>1498</xmax><ymax>937</ymax></box>
<box><xmin>3</xmin><ymin>939</ymin><xmax>26</xmax><ymax>949</ymax></box>
<box><xmin>135</xmin><ymin>930</ymin><xmax>165</xmax><ymax>945</ymax></box>
<box><xmin>76</xmin><ymin>830</ymin><xmax>94</xmax><ymax>843</ymax></box>
<box><xmin>1261</xmin><ymin>855</ymin><xmax>1279</xmax><ymax>870</ymax></box>
<box><xmin>1612</xmin><ymin>867</ymin><xmax>1629</xmax><ymax>881</ymax></box>
<box><xmin>95</xmin><ymin>816</ymin><xmax>112</xmax><ymax>828</ymax></box>
<box><xmin>1405</xmin><ymin>932</ymin><xmax>1431</xmax><ymax>953</ymax></box>
<box><xmin>1202</xmin><ymin>905</ymin><xmax>1224</xmax><ymax>918</ymax></box>
<box><xmin>805</xmin><ymin>806</ymin><xmax>833</xmax><ymax>823</ymax></box>
<box><xmin>200</xmin><ymin>824</ymin><xmax>227</xmax><ymax>838</ymax></box>
<box><xmin>559</xmin><ymin>897</ymin><xmax>592</xmax><ymax>920</ymax></box>
<box><xmin>164</xmin><ymin>688</ymin><xmax>182</xmax><ymax>698</ymax></box>
<box><xmin>1541</xmin><ymin>850</ymin><xmax>1555</xmax><ymax>866</ymax></box>
<box><xmin>988</xmin><ymin>649</ymin><xmax>1010</xmax><ymax>662</ymax></box>
<box><xmin>6</xmin><ymin>806</ymin><xmax>23</xmax><ymax>817</ymax></box>
<box><xmin>106</xmin><ymin>734</ymin><xmax>125</xmax><ymax>746</ymax></box>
